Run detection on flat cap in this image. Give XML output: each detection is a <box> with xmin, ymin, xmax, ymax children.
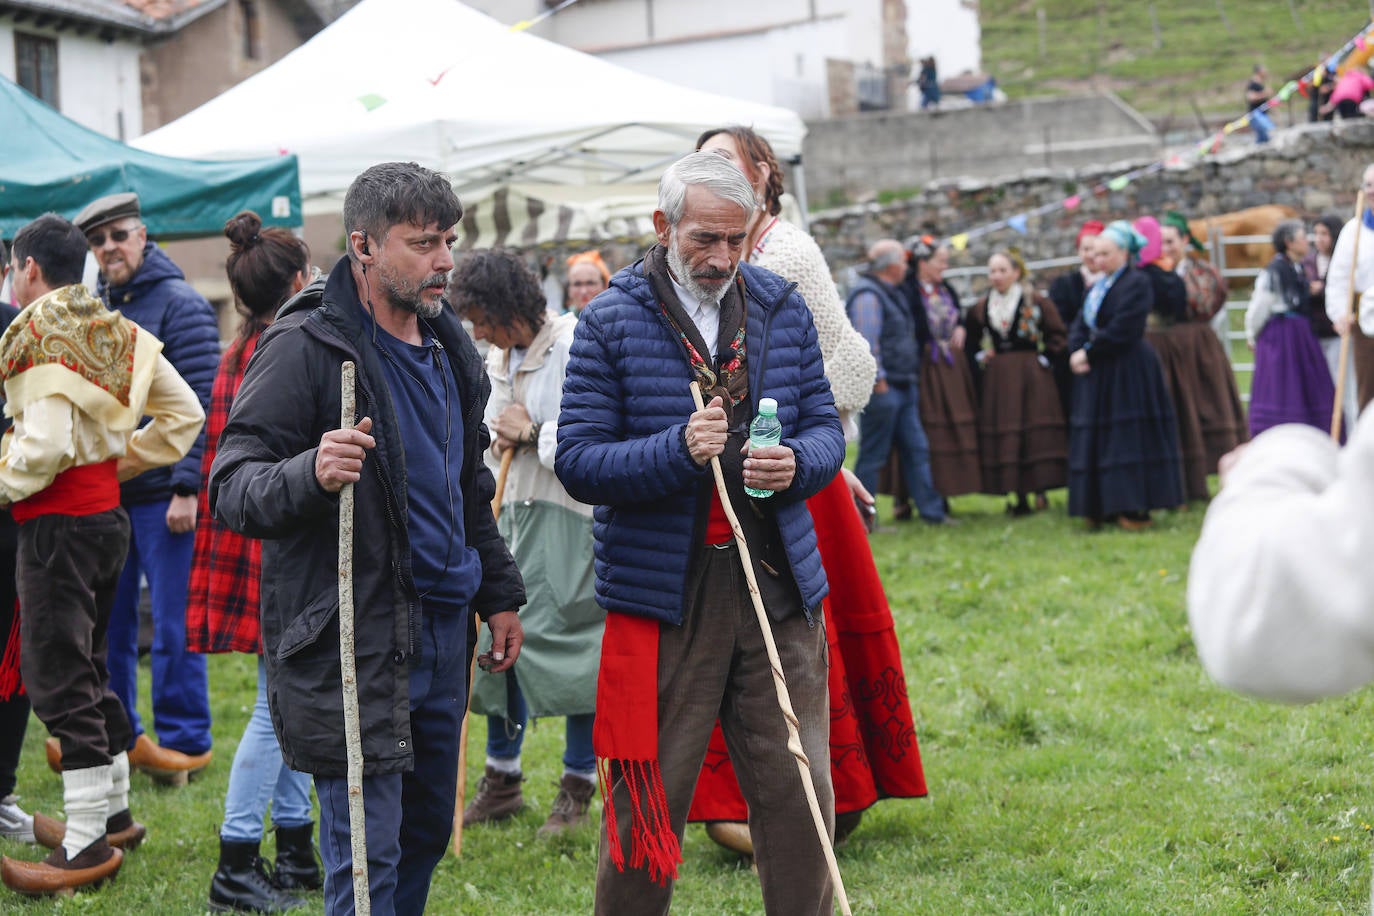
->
<box><xmin>74</xmin><ymin>192</ymin><xmax>141</xmax><ymax>234</ymax></box>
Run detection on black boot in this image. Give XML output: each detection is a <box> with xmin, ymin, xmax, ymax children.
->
<box><xmin>208</xmin><ymin>838</ymin><xmax>304</xmax><ymax>913</ymax></box>
<box><xmin>272</xmin><ymin>823</ymin><xmax>321</xmax><ymax>891</ymax></box>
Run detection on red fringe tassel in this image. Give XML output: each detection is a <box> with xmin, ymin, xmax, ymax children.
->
<box><xmin>598</xmin><ymin>756</ymin><xmax>681</xmax><ymax>886</ymax></box>
<box><xmin>0</xmin><ymin>600</ymin><xmax>23</xmax><ymax>701</ymax></box>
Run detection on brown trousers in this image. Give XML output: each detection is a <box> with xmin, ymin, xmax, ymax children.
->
<box><xmin>1354</xmin><ymin>327</ymin><xmax>1374</xmax><ymax>413</ymax></box>
<box><xmin>594</xmin><ymin>543</ymin><xmax>834</xmax><ymax>916</ymax></box>
<box><xmin>18</xmin><ymin>509</ymin><xmax>133</xmax><ymax>771</ymax></box>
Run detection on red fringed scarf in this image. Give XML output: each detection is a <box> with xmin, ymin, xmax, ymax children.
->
<box><xmin>594</xmin><ymin>612</ymin><xmax>680</xmax><ymax>883</ymax></box>
<box><xmin>0</xmin><ymin>601</ymin><xmax>23</xmax><ymax>702</ymax></box>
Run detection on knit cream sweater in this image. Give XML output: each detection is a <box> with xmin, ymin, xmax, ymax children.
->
<box><xmin>753</xmin><ymin>219</ymin><xmax>876</xmax><ymax>416</ymax></box>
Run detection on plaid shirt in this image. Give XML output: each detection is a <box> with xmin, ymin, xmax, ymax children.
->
<box><xmin>186</xmin><ymin>334</ymin><xmax>262</xmax><ymax>654</ymax></box>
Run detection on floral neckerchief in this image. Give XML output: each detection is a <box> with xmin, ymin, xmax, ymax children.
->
<box><xmin>918</xmin><ymin>281</ymin><xmax>960</xmax><ymax>365</ymax></box>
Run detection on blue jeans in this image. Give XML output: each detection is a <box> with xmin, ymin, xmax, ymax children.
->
<box><xmin>107</xmin><ymin>499</ymin><xmax>211</xmax><ymax>754</ymax></box>
<box><xmin>1251</xmin><ymin>108</ymin><xmax>1273</xmax><ymax>143</ymax></box>
<box><xmin>486</xmin><ymin>682</ymin><xmax>596</xmax><ymax>774</ymax></box>
<box><xmin>221</xmin><ymin>656</ymin><xmax>313</xmax><ymax>842</ymax></box>
<box><xmin>853</xmin><ymin>382</ymin><xmax>945</xmax><ymax>521</ymax></box>
<box><xmin>317</xmin><ymin>611</ymin><xmax>467</xmax><ymax>916</ymax></box>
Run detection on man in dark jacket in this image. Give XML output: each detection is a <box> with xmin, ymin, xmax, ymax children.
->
<box><xmin>211</xmin><ymin>162</ymin><xmax>524</xmax><ymax>916</ymax></box>
<box><xmin>73</xmin><ymin>192</ymin><xmax>219</xmax><ymax>782</ymax></box>
<box><xmin>847</xmin><ymin>238</ymin><xmax>946</xmax><ymax>524</ymax></box>
<box><xmin>556</xmin><ymin>151</ymin><xmax>845</xmax><ymax>915</ymax></box>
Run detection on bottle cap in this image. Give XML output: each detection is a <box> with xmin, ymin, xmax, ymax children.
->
<box><xmin>759</xmin><ymin>397</ymin><xmax>778</xmax><ymax>415</ymax></box>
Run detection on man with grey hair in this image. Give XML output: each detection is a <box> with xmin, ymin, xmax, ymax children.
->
<box><xmin>556</xmin><ymin>150</ymin><xmax>845</xmax><ymax>914</ymax></box>
<box><xmin>847</xmin><ymin>238</ymin><xmax>947</xmax><ymax>524</ymax></box>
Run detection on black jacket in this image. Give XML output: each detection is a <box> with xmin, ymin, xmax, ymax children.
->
<box><xmin>210</xmin><ymin>257</ymin><xmax>524</xmax><ymax>776</ymax></box>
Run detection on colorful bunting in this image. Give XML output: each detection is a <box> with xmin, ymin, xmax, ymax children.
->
<box><xmin>938</xmin><ymin>23</ymin><xmax>1372</xmax><ymax>252</ymax></box>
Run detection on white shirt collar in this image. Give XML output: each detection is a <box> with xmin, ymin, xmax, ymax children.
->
<box><xmin>668</xmin><ymin>271</ymin><xmax>720</xmax><ymax>360</ymax></box>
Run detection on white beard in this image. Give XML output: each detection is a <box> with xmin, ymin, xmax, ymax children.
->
<box><xmin>667</xmin><ymin>234</ymin><xmax>733</xmax><ymax>305</ymax></box>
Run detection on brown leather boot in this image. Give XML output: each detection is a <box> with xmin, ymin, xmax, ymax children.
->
<box><xmin>33</xmin><ymin>809</ymin><xmax>145</xmax><ymax>851</ymax></box>
<box><xmin>462</xmin><ymin>767</ymin><xmax>523</xmax><ymax>826</ymax></box>
<box><xmin>1</xmin><ymin>838</ymin><xmax>122</xmax><ymax>896</ymax></box>
<box><xmin>536</xmin><ymin>775</ymin><xmax>596</xmax><ymax>838</ymax></box>
<box><xmin>128</xmin><ymin>734</ymin><xmax>211</xmax><ymax>787</ymax></box>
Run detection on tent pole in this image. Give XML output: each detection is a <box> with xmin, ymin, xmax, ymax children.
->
<box><xmin>791</xmin><ymin>154</ymin><xmax>810</xmax><ymax>231</ymax></box>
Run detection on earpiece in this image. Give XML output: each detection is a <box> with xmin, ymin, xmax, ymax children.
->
<box><xmin>358</xmin><ymin>230</ymin><xmax>371</xmax><ymax>257</ymax></box>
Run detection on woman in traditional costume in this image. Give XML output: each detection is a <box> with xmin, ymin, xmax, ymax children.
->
<box><xmin>1302</xmin><ymin>215</ymin><xmax>1357</xmax><ymax>427</ymax></box>
<box><xmin>1246</xmin><ymin>219</ymin><xmax>1339</xmax><ymax>438</ymax></box>
<box><xmin>1048</xmin><ymin>220</ymin><xmax>1104</xmax><ymax>417</ymax></box>
<box><xmin>1152</xmin><ymin>211</ymin><xmax>1248</xmax><ymax>500</ymax></box>
<box><xmin>691</xmin><ymin>125</ymin><xmax>927</xmax><ymax>854</ymax></box>
<box><xmin>965</xmin><ymin>250</ymin><xmax>1068</xmax><ymax>514</ymax></box>
<box><xmin>1067</xmin><ymin>221</ymin><xmax>1184</xmax><ymax>530</ymax></box>
<box><xmin>905</xmin><ymin>239</ymin><xmax>982</xmax><ymax>498</ymax></box>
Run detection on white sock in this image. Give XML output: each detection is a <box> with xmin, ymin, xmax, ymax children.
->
<box><xmin>564</xmin><ymin>768</ymin><xmax>597</xmax><ymax>785</ymax></box>
<box><xmin>107</xmin><ymin>752</ymin><xmax>130</xmax><ymax>816</ymax></box>
<box><xmin>61</xmin><ymin>765</ymin><xmax>112</xmax><ymax>859</ymax></box>
<box><xmin>486</xmin><ymin>755</ymin><xmax>521</xmax><ymax>775</ymax></box>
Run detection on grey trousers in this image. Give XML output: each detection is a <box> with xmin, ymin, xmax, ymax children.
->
<box><xmin>594</xmin><ymin>543</ymin><xmax>835</xmax><ymax>916</ymax></box>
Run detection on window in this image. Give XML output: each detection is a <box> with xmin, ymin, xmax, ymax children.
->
<box><xmin>15</xmin><ymin>33</ymin><xmax>58</xmax><ymax>108</ymax></box>
<box><xmin>240</xmin><ymin>0</ymin><xmax>262</xmax><ymax>60</ymax></box>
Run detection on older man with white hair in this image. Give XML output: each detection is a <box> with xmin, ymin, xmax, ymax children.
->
<box><xmin>556</xmin><ymin>151</ymin><xmax>845</xmax><ymax>915</ymax></box>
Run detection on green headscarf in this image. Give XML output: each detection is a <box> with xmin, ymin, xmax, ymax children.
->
<box><xmin>1162</xmin><ymin>210</ymin><xmax>1206</xmax><ymax>253</ymax></box>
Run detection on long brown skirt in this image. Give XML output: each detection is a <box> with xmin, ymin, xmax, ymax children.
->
<box><xmin>1355</xmin><ymin>327</ymin><xmax>1374</xmax><ymax>413</ymax></box>
<box><xmin>1146</xmin><ymin>321</ymin><xmax>1247</xmax><ymax>502</ymax></box>
<box><xmin>977</xmin><ymin>350</ymin><xmax>1068</xmax><ymax>495</ymax></box>
<box><xmin>919</xmin><ymin>349</ymin><xmax>981</xmax><ymax>496</ymax></box>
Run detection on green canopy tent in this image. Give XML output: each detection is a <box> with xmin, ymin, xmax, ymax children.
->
<box><xmin>0</xmin><ymin>75</ymin><xmax>300</xmax><ymax>240</ymax></box>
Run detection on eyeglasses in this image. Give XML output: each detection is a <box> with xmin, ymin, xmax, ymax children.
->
<box><xmin>86</xmin><ymin>227</ymin><xmax>136</xmax><ymax>247</ymax></box>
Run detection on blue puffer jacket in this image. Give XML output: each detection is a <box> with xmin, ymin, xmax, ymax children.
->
<box><xmin>100</xmin><ymin>243</ymin><xmax>218</xmax><ymax>504</ymax></box>
<box><xmin>555</xmin><ymin>256</ymin><xmax>845</xmax><ymax>625</ymax></box>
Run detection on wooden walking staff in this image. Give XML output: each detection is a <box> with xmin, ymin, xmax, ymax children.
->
<box><xmin>689</xmin><ymin>381</ymin><xmax>852</xmax><ymax>916</ymax></box>
<box><xmin>1332</xmin><ymin>189</ymin><xmax>1366</xmax><ymax>441</ymax></box>
<box><xmin>338</xmin><ymin>361</ymin><xmax>371</xmax><ymax>914</ymax></box>
<box><xmin>451</xmin><ymin>447</ymin><xmax>515</xmax><ymax>856</ymax></box>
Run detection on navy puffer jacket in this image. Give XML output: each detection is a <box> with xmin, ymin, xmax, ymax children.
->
<box><xmin>555</xmin><ymin>257</ymin><xmax>844</xmax><ymax>625</ymax></box>
<box><xmin>100</xmin><ymin>243</ymin><xmax>219</xmax><ymax>504</ymax></box>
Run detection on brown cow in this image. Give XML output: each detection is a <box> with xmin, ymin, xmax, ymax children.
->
<box><xmin>1188</xmin><ymin>204</ymin><xmax>1299</xmax><ymax>281</ymax></box>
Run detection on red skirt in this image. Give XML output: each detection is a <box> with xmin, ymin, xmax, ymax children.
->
<box><xmin>687</xmin><ymin>472</ymin><xmax>928</xmax><ymax>821</ymax></box>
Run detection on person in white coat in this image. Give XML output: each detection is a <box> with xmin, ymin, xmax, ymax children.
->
<box><xmin>1322</xmin><ymin>163</ymin><xmax>1374</xmax><ymax>413</ymax></box>
<box><xmin>446</xmin><ymin>249</ymin><xmax>603</xmax><ymax>838</ymax></box>
<box><xmin>1188</xmin><ymin>417</ymin><xmax>1374</xmax><ymax>703</ymax></box>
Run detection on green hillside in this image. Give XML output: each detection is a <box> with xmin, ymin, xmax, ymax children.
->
<box><xmin>979</xmin><ymin>0</ymin><xmax>1367</xmax><ymax>120</ymax></box>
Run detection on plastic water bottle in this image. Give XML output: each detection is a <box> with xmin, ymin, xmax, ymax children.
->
<box><xmin>745</xmin><ymin>397</ymin><xmax>782</xmax><ymax>499</ymax></box>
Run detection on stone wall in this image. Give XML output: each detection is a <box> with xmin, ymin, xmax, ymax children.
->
<box><xmin>807</xmin><ymin>119</ymin><xmax>1374</xmax><ymax>287</ymax></box>
<box><xmin>802</xmin><ymin>93</ymin><xmax>1161</xmax><ymax>207</ymax></box>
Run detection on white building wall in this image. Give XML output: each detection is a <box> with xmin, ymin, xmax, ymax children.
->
<box><xmin>913</xmin><ymin>0</ymin><xmax>980</xmax><ymax>77</ymax></box>
<box><xmin>0</xmin><ymin>23</ymin><xmax>142</xmax><ymax>139</ymax></box>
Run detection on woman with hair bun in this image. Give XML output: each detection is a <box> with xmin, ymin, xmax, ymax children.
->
<box><xmin>188</xmin><ymin>211</ymin><xmax>317</xmax><ymax>913</ymax></box>
<box><xmin>1067</xmin><ymin>221</ymin><xmax>1184</xmax><ymax>530</ymax></box>
<box><xmin>691</xmin><ymin>125</ymin><xmax>926</xmax><ymax>856</ymax></box>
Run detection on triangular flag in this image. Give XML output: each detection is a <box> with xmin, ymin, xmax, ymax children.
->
<box><xmin>950</xmin><ymin>233</ymin><xmax>969</xmax><ymax>252</ymax></box>
<box><xmin>1107</xmin><ymin>175</ymin><xmax>1130</xmax><ymax>191</ymax></box>
<box><xmin>1008</xmin><ymin>214</ymin><xmax>1029</xmax><ymax>235</ymax></box>
<box><xmin>1064</xmin><ymin>194</ymin><xmax>1082</xmax><ymax>210</ymax></box>
<box><xmin>357</xmin><ymin>93</ymin><xmax>387</xmax><ymax>111</ymax></box>
<box><xmin>1278</xmin><ymin>81</ymin><xmax>1297</xmax><ymax>101</ymax></box>
<box><xmin>1358</xmin><ymin>35</ymin><xmax>1367</xmax><ymax>51</ymax></box>
<box><xmin>1315</xmin><ymin>68</ymin><xmax>1324</xmax><ymax>87</ymax></box>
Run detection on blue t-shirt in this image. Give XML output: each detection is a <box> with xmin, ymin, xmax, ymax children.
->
<box><xmin>371</xmin><ymin>322</ymin><xmax>482</xmax><ymax>614</ymax></box>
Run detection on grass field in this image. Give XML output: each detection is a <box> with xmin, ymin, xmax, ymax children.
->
<box><xmin>5</xmin><ymin>488</ymin><xmax>1374</xmax><ymax>913</ymax></box>
<box><xmin>979</xmin><ymin>0</ymin><xmax>1367</xmax><ymax>119</ymax></box>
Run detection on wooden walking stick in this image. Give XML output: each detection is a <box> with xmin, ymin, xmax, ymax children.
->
<box><xmin>689</xmin><ymin>382</ymin><xmax>852</xmax><ymax>916</ymax></box>
<box><xmin>338</xmin><ymin>361</ymin><xmax>370</xmax><ymax>914</ymax></box>
<box><xmin>452</xmin><ymin>447</ymin><xmax>515</xmax><ymax>856</ymax></box>
<box><xmin>1332</xmin><ymin>189</ymin><xmax>1366</xmax><ymax>441</ymax></box>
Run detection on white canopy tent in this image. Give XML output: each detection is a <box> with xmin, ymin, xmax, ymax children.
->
<box><xmin>134</xmin><ymin>0</ymin><xmax>807</xmax><ymax>247</ymax></box>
